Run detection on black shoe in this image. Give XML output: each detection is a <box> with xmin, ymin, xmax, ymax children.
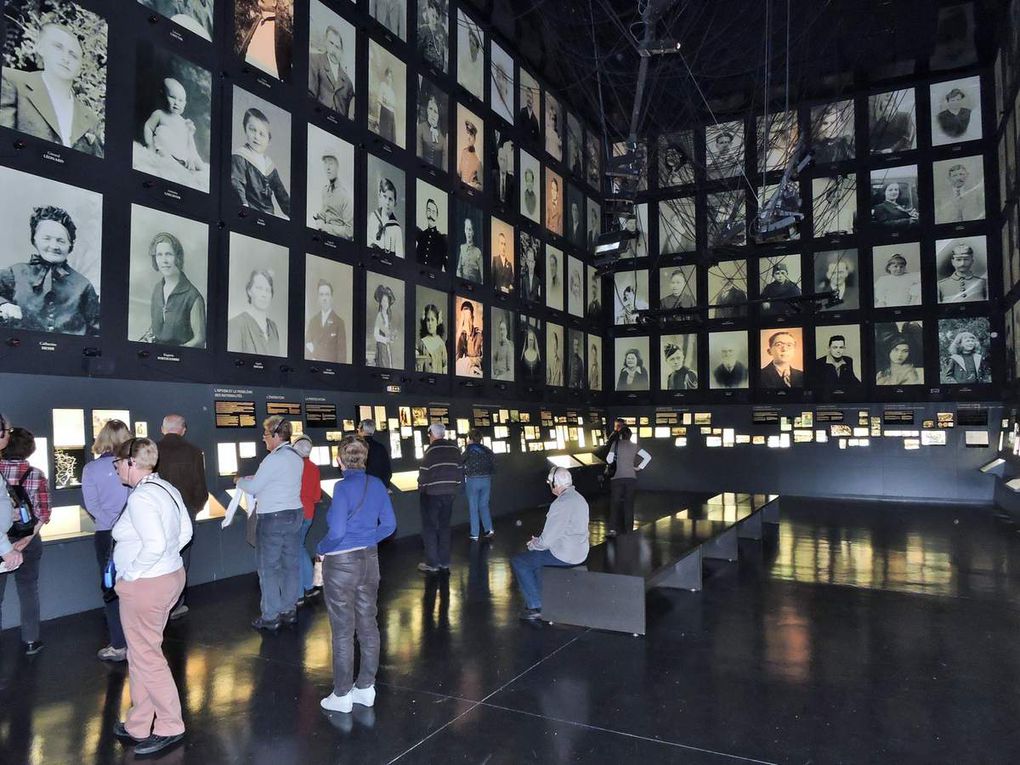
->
<box><xmin>23</xmin><ymin>641</ymin><xmax>43</xmax><ymax>656</ymax></box>
<box><xmin>281</xmin><ymin>610</ymin><xmax>298</xmax><ymax>625</ymax></box>
<box><xmin>304</xmin><ymin>587</ymin><xmax>321</xmax><ymax>599</ymax></box>
<box><xmin>134</xmin><ymin>732</ymin><xmax>184</xmax><ymax>757</ymax></box>
<box><xmin>112</xmin><ymin>721</ymin><xmax>140</xmax><ymax>742</ymax></box>
<box><xmin>295</xmin><ymin>597</ymin><xmax>306</xmax><ymax>607</ymax></box>
<box><xmin>519</xmin><ymin>608</ymin><xmax>543</xmax><ymax>621</ymax></box>
<box><xmin>251</xmin><ymin>617</ymin><xmax>280</xmax><ymax>632</ymax></box>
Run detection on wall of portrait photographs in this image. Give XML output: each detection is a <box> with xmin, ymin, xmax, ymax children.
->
<box><xmin>0</xmin><ymin>0</ymin><xmax>606</xmax><ymax>405</ymax></box>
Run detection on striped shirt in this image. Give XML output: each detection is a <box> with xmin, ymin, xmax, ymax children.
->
<box><xmin>418</xmin><ymin>439</ymin><xmax>464</xmax><ymax>495</ymax></box>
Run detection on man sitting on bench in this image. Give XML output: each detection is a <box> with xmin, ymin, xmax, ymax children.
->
<box><xmin>511</xmin><ymin>467</ymin><xmax>590</xmax><ymax>621</ymax></box>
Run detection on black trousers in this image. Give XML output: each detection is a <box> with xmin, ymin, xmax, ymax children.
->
<box><xmin>93</xmin><ymin>531</ymin><xmax>126</xmax><ymax>649</ymax></box>
<box><xmin>610</xmin><ymin>478</ymin><xmax>637</xmax><ymax>534</ymax></box>
<box><xmin>0</xmin><ymin>533</ymin><xmax>43</xmax><ymax>642</ymax></box>
<box><xmin>420</xmin><ymin>494</ymin><xmax>454</xmax><ymax>567</ymax></box>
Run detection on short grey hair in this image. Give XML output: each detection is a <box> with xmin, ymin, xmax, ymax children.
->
<box><xmin>550</xmin><ymin>467</ymin><xmax>572</xmax><ymax>489</ymax></box>
<box><xmin>428</xmin><ymin>422</ymin><xmax>446</xmax><ymax>439</ymax></box>
<box><xmin>161</xmin><ymin>413</ymin><xmax>186</xmax><ymax>434</ymax></box>
<box><xmin>291</xmin><ymin>434</ymin><xmax>313</xmax><ymax>458</ymax></box>
<box><xmin>359</xmin><ymin>419</ymin><xmax>376</xmax><ymax>435</ymax></box>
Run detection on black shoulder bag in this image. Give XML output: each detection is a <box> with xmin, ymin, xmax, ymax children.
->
<box><xmin>6</xmin><ymin>468</ymin><xmax>38</xmax><ymax>541</ymax></box>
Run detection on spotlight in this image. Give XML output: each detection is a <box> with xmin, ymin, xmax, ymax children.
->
<box><xmin>137</xmin><ymin>349</ymin><xmax>150</xmax><ymax>359</ymax></box>
<box><xmin>82</xmin><ymin>347</ymin><xmax>101</xmax><ymax>358</ymax></box>
<box><xmin>5</xmin><ymin>337</ymin><xmax>20</xmax><ymax>348</ymax></box>
<box><xmin>234</xmin><ymin>359</ymin><xmax>246</xmax><ymax>367</ymax></box>
<box><xmin>279</xmin><ymin>364</ymin><xmax>294</xmax><ymax>373</ymax></box>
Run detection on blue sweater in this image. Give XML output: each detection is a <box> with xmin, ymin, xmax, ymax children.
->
<box><xmin>317</xmin><ymin>470</ymin><xmax>397</xmax><ymax>555</ymax></box>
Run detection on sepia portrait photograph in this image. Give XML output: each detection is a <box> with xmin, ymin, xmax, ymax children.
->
<box><xmin>567</xmin><ymin>112</ymin><xmax>584</xmax><ymax>178</ymax></box>
<box><xmin>756</xmin><ymin>110</ymin><xmax>799</xmax><ymax>173</ymax></box>
<box><xmin>138</xmin><ymin>0</ymin><xmax>213</xmax><ymax>40</ymax></box>
<box><xmin>933</xmin><ymin>155</ymin><xmax>985</xmax><ymax>224</ymax></box>
<box><xmin>490</xmin><ymin>306</ymin><xmax>514</xmax><ymax>381</ymax></box>
<box><xmin>869</xmin><ymin>88</ymin><xmax>916</xmax><ymax>154</ymax></box>
<box><xmin>234</xmin><ymin>0</ymin><xmax>294</xmax><ymax>82</ymax></box>
<box><xmin>0</xmin><ymin>166</ymin><xmax>102</xmax><ymax>337</ymax></box>
<box><xmin>587</xmin><ymin>264</ymin><xmax>601</xmax><ymax>322</ymax></box>
<box><xmin>546</xmin><ymin>244</ymin><xmax>564</xmax><ymax>312</ymax></box>
<box><xmin>230</xmin><ymin>86</ymin><xmax>291</xmax><ymax>219</ymax></box>
<box><xmin>708</xmin><ymin>259</ymin><xmax>748</xmax><ymax>319</ymax></box>
<box><xmin>814</xmin><ymin>248</ymin><xmax>859</xmax><ymax>311</ymax></box>
<box><xmin>758</xmin><ymin>327</ymin><xmax>804</xmax><ymax>389</ymax></box>
<box><xmin>416</xmin><ymin>75</ymin><xmax>448</xmax><ymax>170</ymax></box>
<box><xmin>456</xmin><ymin>9</ymin><xmax>484</xmax><ymax>101</ymax></box>
<box><xmin>567</xmin><ymin>328</ymin><xmax>585</xmax><ymax>389</ymax></box>
<box><xmin>128</xmin><ymin>204</ymin><xmax>207</xmax><ymax>348</ymax></box>
<box><xmin>519</xmin><ymin>150</ymin><xmax>541</xmax><ymax>223</ymax></box>
<box><xmin>938</xmin><ymin>316</ymin><xmax>991</xmax><ymax>384</ymax></box>
<box><xmin>874</xmin><ymin>320</ymin><xmax>924</xmax><ymax>386</ymax></box>
<box><xmin>705</xmin><ymin>120</ymin><xmax>744</xmax><ymax>180</ymax></box>
<box><xmin>455</xmin><ymin>294</ymin><xmax>484</xmax><ymax>377</ymax></box>
<box><xmin>659</xmin><ymin>265</ymin><xmax>696</xmax><ymax>311</ymax></box>
<box><xmin>812</xmin><ymin>175</ymin><xmax>857</xmax><ymax>236</ymax></box>
<box><xmin>414</xmin><ymin>284</ymin><xmax>448</xmax><ymax>374</ymax></box>
<box><xmin>708</xmin><ymin>331</ymin><xmax>749</xmax><ymax>390</ymax></box>
<box><xmin>308</xmin><ymin>0</ymin><xmax>356</xmax><ymax>119</ymax></box>
<box><xmin>456</xmin><ymin>103</ymin><xmax>484</xmax><ymax>190</ymax></box>
<box><xmin>659</xmin><ymin>197</ymin><xmax>697</xmax><ymax>254</ymax></box>
<box><xmin>544</xmin><ymin>91</ymin><xmax>564</xmax><ymax>162</ymax></box>
<box><xmin>133</xmin><ymin>45</ymin><xmax>211</xmax><ymax>192</ymax></box>
<box><xmin>870</xmin><ymin>165</ymin><xmax>919</xmax><ymax>231</ymax></box>
<box><xmin>661</xmin><ymin>333</ymin><xmax>698</xmax><ymax>391</ymax></box>
<box><xmin>658</xmin><ymin>130</ymin><xmax>695</xmax><ymax>187</ymax></box>
<box><xmin>365</xmin><ymin>270</ymin><xmax>405</xmax><ymax>369</ymax></box>
<box><xmin>490</xmin><ymin>216</ymin><xmax>514</xmax><ymax>294</ymax></box>
<box><xmin>518</xmin><ymin>67</ymin><xmax>541</xmax><ymax>144</ymax></box>
<box><xmin>366</xmin><ymin>154</ymin><xmax>406</xmax><ymax>257</ymax></box>
<box><xmin>305</xmin><ymin>254</ymin><xmax>352</xmax><ymax>365</ymax></box>
<box><xmin>415</xmin><ymin>178</ymin><xmax>448</xmax><ymax>271</ymax></box>
<box><xmin>810</xmin><ymin>99</ymin><xmax>854</xmax><ymax>164</ymax></box>
<box><xmin>417</xmin><ymin>0</ymin><xmax>448</xmax><ymax>73</ymax></box>
<box><xmin>567</xmin><ymin>255</ymin><xmax>584</xmax><ymax>318</ymax></box>
<box><xmin>935</xmin><ymin>235</ymin><xmax>988</xmax><ymax>303</ymax></box>
<box><xmin>518</xmin><ymin>313</ymin><xmax>543</xmax><ymax>386</ymax></box>
<box><xmin>1</xmin><ymin>0</ymin><xmax>108</xmax><ymax>156</ymax></box>
<box><xmin>758</xmin><ymin>254</ymin><xmax>802</xmax><ymax>316</ymax></box>
<box><xmin>518</xmin><ymin>230</ymin><xmax>542</xmax><ymax>303</ymax></box>
<box><xmin>368</xmin><ymin>40</ymin><xmax>406</xmax><ymax>148</ymax></box>
<box><xmin>567</xmin><ymin>183</ymin><xmax>585</xmax><ymax>250</ymax></box>
<box><xmin>613</xmin><ymin>269</ymin><xmax>649</xmax><ymax>326</ymax></box>
<box><xmin>931</xmin><ymin>76</ymin><xmax>982</xmax><ymax>146</ymax></box>
<box><xmin>545</xmin><ymin>167</ymin><xmax>563</xmax><ymax>236</ymax></box>
<box><xmin>454</xmin><ymin>199</ymin><xmax>483</xmax><ymax>283</ymax></box>
<box><xmin>492</xmin><ymin>127</ymin><xmax>515</xmax><ymax>208</ymax></box>
<box><xmin>588</xmin><ymin>333</ymin><xmax>603</xmax><ymax>390</ymax></box>
<box><xmin>491</xmin><ymin>40</ymin><xmax>514</xmax><ymax>124</ymax></box>
<box><xmin>370</xmin><ymin>0</ymin><xmax>406</xmax><ymax>40</ymax></box>
<box><xmin>813</xmin><ymin>323</ymin><xmax>862</xmax><ymax>388</ymax></box>
<box><xmin>872</xmin><ymin>242</ymin><xmax>922</xmax><ymax>308</ymax></box>
<box><xmin>706</xmin><ymin>190</ymin><xmax>746</xmax><ymax>248</ymax></box>
<box><xmin>614</xmin><ymin>336</ymin><xmax>650</xmax><ymax>392</ymax></box>
<box><xmin>586</xmin><ymin>129</ymin><xmax>601</xmax><ymax>189</ymax></box>
<box><xmin>226</xmin><ymin>232</ymin><xmax>288</xmax><ymax>357</ymax></box>
<box><xmin>306</xmin><ymin>123</ymin><xmax>354</xmax><ymax>240</ymax></box>
<box><xmin>546</xmin><ymin>321</ymin><xmax>564</xmax><ymax>386</ymax></box>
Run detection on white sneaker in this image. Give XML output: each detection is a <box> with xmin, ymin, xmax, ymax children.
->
<box><xmin>351</xmin><ymin>685</ymin><xmax>376</xmax><ymax>707</ymax></box>
<box><xmin>97</xmin><ymin>645</ymin><xmax>128</xmax><ymax>662</ymax></box>
<box><xmin>320</xmin><ymin>691</ymin><xmax>353</xmax><ymax>713</ymax></box>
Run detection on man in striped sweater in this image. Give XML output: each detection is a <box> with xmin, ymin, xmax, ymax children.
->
<box><xmin>417</xmin><ymin>423</ymin><xmax>463</xmax><ymax>573</ymax></box>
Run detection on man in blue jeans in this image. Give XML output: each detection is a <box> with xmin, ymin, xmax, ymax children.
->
<box><xmin>462</xmin><ymin>429</ymin><xmax>495</xmax><ymax>540</ymax></box>
<box><xmin>511</xmin><ymin>467</ymin><xmax>590</xmax><ymax>621</ymax></box>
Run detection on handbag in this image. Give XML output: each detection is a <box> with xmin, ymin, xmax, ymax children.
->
<box><xmin>6</xmin><ymin>468</ymin><xmax>37</xmax><ymax>542</ymax></box>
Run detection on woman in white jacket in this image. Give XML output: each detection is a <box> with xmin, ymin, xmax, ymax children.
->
<box><xmin>111</xmin><ymin>437</ymin><xmax>193</xmax><ymax>757</ymax></box>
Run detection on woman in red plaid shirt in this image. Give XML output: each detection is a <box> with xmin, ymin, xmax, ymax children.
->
<box><xmin>0</xmin><ymin>426</ymin><xmax>50</xmax><ymax>655</ymax></box>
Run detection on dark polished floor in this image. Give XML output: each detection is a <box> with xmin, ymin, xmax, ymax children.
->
<box><xmin>2</xmin><ymin>493</ymin><xmax>1020</xmax><ymax>765</ymax></box>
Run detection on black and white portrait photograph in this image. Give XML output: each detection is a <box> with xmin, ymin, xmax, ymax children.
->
<box><xmin>128</xmin><ymin>204</ymin><xmax>207</xmax><ymax>348</ymax></box>
<box><xmin>939</xmin><ymin>316</ymin><xmax>991</xmax><ymax>384</ymax></box>
<box><xmin>814</xmin><ymin>248</ymin><xmax>859</xmax><ymax>311</ymax></box>
<box><xmin>708</xmin><ymin>259</ymin><xmax>748</xmax><ymax>319</ymax></box>
<box><xmin>519</xmin><ymin>150</ymin><xmax>541</xmax><ymax>224</ymax></box>
<box><xmin>708</xmin><ymin>331</ymin><xmax>749</xmax><ymax>390</ymax></box>
<box><xmin>812</xmin><ymin>175</ymin><xmax>857</xmax><ymax>236</ymax></box>
<box><xmin>456</xmin><ymin>9</ymin><xmax>484</xmax><ymax>102</ymax></box>
<box><xmin>614</xmin><ymin>203</ymin><xmax>648</xmax><ymax>258</ymax></box>
<box><xmin>133</xmin><ymin>45</ymin><xmax>211</xmax><ymax>192</ymax></box>
<box><xmin>659</xmin><ymin>197</ymin><xmax>696</xmax><ymax>254</ymax></box>
<box><xmin>567</xmin><ymin>328</ymin><xmax>585</xmax><ymax>389</ymax></box>
<box><xmin>612</xmin><ymin>139</ymin><xmax>648</xmax><ymax>191</ymax></box>
<box><xmin>226</xmin><ymin>232</ymin><xmax>288</xmax><ymax>357</ymax></box>
<box><xmin>417</xmin><ymin>0</ymin><xmax>448</xmax><ymax>73</ymax></box>
<box><xmin>415</xmin><ymin>178</ymin><xmax>448</xmax><ymax>271</ymax></box>
<box><xmin>706</xmin><ymin>190</ymin><xmax>746</xmax><ymax>248</ymax></box>
<box><xmin>931</xmin><ymin>76</ymin><xmax>982</xmax><ymax>145</ymax></box>
<box><xmin>660</xmin><ymin>334</ymin><xmax>697</xmax><ymax>391</ymax></box>
<box><xmin>566</xmin><ymin>184</ymin><xmax>585</xmax><ymax>250</ymax></box>
<box><xmin>545</xmin><ymin>91</ymin><xmax>564</xmax><ymax>162</ymax></box>
<box><xmin>545</xmin><ymin>168</ymin><xmax>563</xmax><ymax>237</ymax></box>
<box><xmin>416</xmin><ymin>76</ymin><xmax>448</xmax><ymax>170</ymax></box>
<box><xmin>414</xmin><ymin>284</ymin><xmax>447</xmax><ymax>374</ymax></box>
<box><xmin>586</xmin><ymin>197</ymin><xmax>602</xmax><ymax>251</ymax></box>
<box><xmin>455</xmin><ymin>295</ymin><xmax>483</xmax><ymax>377</ymax></box>
<box><xmin>587</xmin><ymin>264</ymin><xmax>601</xmax><ymax>322</ymax></box>
<box><xmin>492</xmin><ymin>127</ymin><xmax>514</xmax><ymax>206</ymax></box>
<box><xmin>230</xmin><ymin>87</ymin><xmax>291</xmax><ymax>219</ymax></box>
<box><xmin>567</xmin><ymin>255</ymin><xmax>583</xmax><ymax>318</ymax></box>
<box><xmin>490</xmin><ymin>217</ymin><xmax>514</xmax><ymax>294</ymax></box>
<box><xmin>933</xmin><ymin>155</ymin><xmax>985</xmax><ymax>224</ymax></box>
<box><xmin>813</xmin><ymin>324</ymin><xmax>862</xmax><ymax>388</ymax></box>
<box><xmin>518</xmin><ymin>313</ymin><xmax>543</xmax><ymax>386</ymax></box>
<box><xmin>757</xmin><ymin>110</ymin><xmax>799</xmax><ymax>173</ymax></box>
<box><xmin>306</xmin><ymin>123</ymin><xmax>354</xmax><ymax>240</ymax></box>
<box><xmin>0</xmin><ymin>167</ymin><xmax>102</xmax><ymax>336</ymax></box>
<box><xmin>234</xmin><ymin>0</ymin><xmax>294</xmax><ymax>82</ymax></box>
<box><xmin>546</xmin><ymin>244</ymin><xmax>564</xmax><ymax>312</ymax></box>
<box><xmin>454</xmin><ymin>199</ymin><xmax>483</xmax><ymax>283</ymax></box>
<box><xmin>491</xmin><ymin>40</ymin><xmax>514</xmax><ymax>124</ymax></box>
<box><xmin>490</xmin><ymin>306</ymin><xmax>514</xmax><ymax>381</ymax></box>
<box><xmin>758</xmin><ymin>327</ymin><xmax>804</xmax><ymax>389</ymax></box>
<box><xmin>658</xmin><ymin>130</ymin><xmax>695</xmax><ymax>187</ymax></box>
<box><xmin>566</xmin><ymin>112</ymin><xmax>584</xmax><ymax>178</ymax></box>
<box><xmin>368</xmin><ymin>40</ymin><xmax>406</xmax><ymax>148</ymax></box>
<box><xmin>931</xmin><ymin>3</ymin><xmax>978</xmax><ymax>71</ymax></box>
<box><xmin>706</xmin><ymin>121</ymin><xmax>744</xmax><ymax>180</ymax></box>
<box><xmin>305</xmin><ymin>254</ymin><xmax>352</xmax><ymax>365</ymax></box>
<box><xmin>874</xmin><ymin>320</ymin><xmax>924</xmax><ymax>386</ymax></box>
<box><xmin>456</xmin><ymin>103</ymin><xmax>484</xmax><ymax>190</ymax></box>
<box><xmin>366</xmin><ymin>271</ymin><xmax>405</xmax><ymax>369</ymax></box>
<box><xmin>518</xmin><ymin>68</ymin><xmax>541</xmax><ymax>144</ymax></box>
<box><xmin>366</xmin><ymin>154</ymin><xmax>406</xmax><ymax>257</ymax></box>
<box><xmin>758</xmin><ymin>254</ymin><xmax>802</xmax><ymax>316</ymax></box>
<box><xmin>1</xmin><ymin>0</ymin><xmax>107</xmax><ymax>156</ymax></box>
<box><xmin>586</xmin><ymin>129</ymin><xmax>601</xmax><ymax>189</ymax></box>
<box><xmin>138</xmin><ymin>0</ymin><xmax>214</xmax><ymax>40</ymax></box>
<box><xmin>869</xmin><ymin>88</ymin><xmax>916</xmax><ymax>154</ymax></box>
<box><xmin>870</xmin><ymin>165</ymin><xmax>919</xmax><ymax>230</ymax></box>
<box><xmin>873</xmin><ymin>243</ymin><xmax>922</xmax><ymax>308</ymax></box>
<box><xmin>588</xmin><ymin>333</ymin><xmax>602</xmax><ymax>390</ymax></box>
<box><xmin>519</xmin><ymin>230</ymin><xmax>542</xmax><ymax>303</ymax></box>
<box><xmin>757</xmin><ymin>181</ymin><xmax>802</xmax><ymax>241</ymax></box>
<box><xmin>613</xmin><ymin>269</ymin><xmax>649</xmax><ymax>326</ymax></box>
<box><xmin>546</xmin><ymin>321</ymin><xmax>564</xmax><ymax>386</ymax></box>
<box><xmin>810</xmin><ymin>100</ymin><xmax>854</xmax><ymax>164</ymax></box>
<box><xmin>936</xmin><ymin>235</ymin><xmax>988</xmax><ymax>303</ymax></box>
<box><xmin>308</xmin><ymin>1</ymin><xmax>356</xmax><ymax>119</ymax></box>
<box><xmin>658</xmin><ymin>265</ymin><xmax>696</xmax><ymax>311</ymax></box>
<box><xmin>614</xmin><ymin>336</ymin><xmax>649</xmax><ymax>392</ymax></box>
<box><xmin>370</xmin><ymin>0</ymin><xmax>405</xmax><ymax>40</ymax></box>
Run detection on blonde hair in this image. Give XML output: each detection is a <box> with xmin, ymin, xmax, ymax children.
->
<box><xmin>263</xmin><ymin>415</ymin><xmax>292</xmax><ymax>440</ymax></box>
<box><xmin>92</xmin><ymin>419</ymin><xmax>132</xmax><ymax>456</ymax></box>
<box><xmin>115</xmin><ymin>437</ymin><xmax>159</xmax><ymax>471</ymax></box>
<box><xmin>337</xmin><ymin>435</ymin><xmax>368</xmax><ymax>470</ymax></box>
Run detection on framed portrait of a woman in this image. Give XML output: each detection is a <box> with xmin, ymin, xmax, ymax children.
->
<box><xmin>226</xmin><ymin>232</ymin><xmax>289</xmax><ymax>357</ymax></box>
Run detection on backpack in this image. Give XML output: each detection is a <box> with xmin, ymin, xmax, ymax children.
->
<box><xmin>6</xmin><ymin>468</ymin><xmax>37</xmax><ymax>541</ymax></box>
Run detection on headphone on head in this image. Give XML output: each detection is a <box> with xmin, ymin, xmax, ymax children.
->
<box><xmin>124</xmin><ymin>437</ymin><xmax>139</xmax><ymax>467</ymax></box>
<box><xmin>547</xmin><ymin>467</ymin><xmax>558</xmax><ymax>486</ymax></box>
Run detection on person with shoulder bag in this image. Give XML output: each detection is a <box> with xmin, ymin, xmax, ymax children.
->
<box><xmin>0</xmin><ymin>415</ymin><xmax>26</xmax><ymax>624</ymax></box>
<box><xmin>605</xmin><ymin>427</ymin><xmax>652</xmax><ymax>536</ymax></box>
